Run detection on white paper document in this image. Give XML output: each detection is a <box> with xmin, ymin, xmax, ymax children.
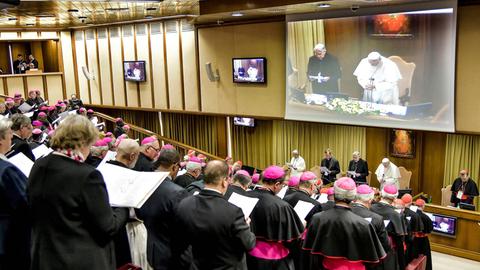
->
<box><xmin>276</xmin><ymin>186</ymin><xmax>288</xmax><ymax>199</ymax></box>
<box><xmin>364</xmin><ymin>217</ymin><xmax>372</xmax><ymax>223</ymax></box>
<box><xmin>97</xmin><ymin>163</ymin><xmax>168</xmax><ymax>208</ymax></box>
<box><xmin>32</xmin><ymin>144</ymin><xmax>53</xmax><ymax>160</ymax></box>
<box><xmin>98</xmin><ymin>151</ymin><xmax>117</xmax><ymax>168</ymax></box>
<box><xmin>18</xmin><ymin>102</ymin><xmax>32</xmax><ymax>113</ymax></box>
<box><xmin>23</xmin><ymin>111</ymin><xmax>34</xmax><ymax>118</ymax></box>
<box><xmin>8</xmin><ymin>152</ymin><xmax>34</xmax><ymax>177</ymax></box>
<box><xmin>293</xmin><ymin>200</ymin><xmax>315</xmax><ymax>221</ymax></box>
<box><xmin>228</xmin><ymin>192</ymin><xmax>259</xmax><ymax>218</ymax></box>
<box><xmin>384</xmin><ymin>220</ymin><xmax>391</xmax><ymax>228</ymax></box>
<box><xmin>395</xmin><ymin>209</ymin><xmax>402</xmax><ymax>214</ymax></box>
<box><xmin>409</xmin><ymin>205</ymin><xmax>418</xmax><ymax>212</ymax></box>
<box><xmin>317</xmin><ymin>193</ymin><xmax>329</xmax><ymax>204</ymax></box>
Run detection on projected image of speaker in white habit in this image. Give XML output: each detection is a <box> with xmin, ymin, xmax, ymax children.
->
<box><xmin>285</xmin><ymin>3</ymin><xmax>456</xmax><ymax>132</ymax></box>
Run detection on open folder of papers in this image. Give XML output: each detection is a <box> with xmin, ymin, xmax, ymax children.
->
<box><xmin>8</xmin><ymin>152</ymin><xmax>34</xmax><ymax>177</ymax></box>
<box><xmin>228</xmin><ymin>192</ymin><xmax>259</xmax><ymax>218</ymax></box>
<box><xmin>32</xmin><ymin>144</ymin><xmax>53</xmax><ymax>160</ymax></box>
<box><xmin>97</xmin><ymin>163</ymin><xmax>169</xmax><ymax>208</ymax></box>
<box><xmin>293</xmin><ymin>200</ymin><xmax>315</xmax><ymax>221</ymax></box>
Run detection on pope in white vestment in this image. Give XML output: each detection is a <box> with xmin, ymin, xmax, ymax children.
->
<box><xmin>289</xmin><ymin>149</ymin><xmax>306</xmax><ymax>177</ymax></box>
<box><xmin>375</xmin><ymin>158</ymin><xmax>401</xmax><ymax>189</ymax></box>
<box><xmin>353</xmin><ymin>52</ymin><xmax>402</xmax><ymax>105</ymax></box>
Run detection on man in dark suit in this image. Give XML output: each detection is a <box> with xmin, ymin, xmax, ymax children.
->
<box><xmin>137</xmin><ymin>148</ymin><xmax>191</xmax><ymax>270</ymax></box>
<box><xmin>172</xmin><ymin>160</ymin><xmax>256</xmax><ymax>270</ymax></box>
<box><xmin>133</xmin><ymin>136</ymin><xmax>159</xmax><ymax>172</ymax></box>
<box><xmin>28</xmin><ymin>54</ymin><xmax>39</xmax><ymax>69</ymax></box>
<box><xmin>13</xmin><ymin>54</ymin><xmax>26</xmax><ymax>74</ymax></box>
<box><xmin>320</xmin><ymin>148</ymin><xmax>341</xmax><ymax>184</ymax></box>
<box><xmin>347</xmin><ymin>151</ymin><xmax>369</xmax><ymax>184</ymax></box>
<box><xmin>224</xmin><ymin>170</ymin><xmax>251</xmax><ymax>200</ymax></box>
<box><xmin>7</xmin><ymin>114</ymin><xmax>34</xmax><ymax>161</ymax></box>
<box><xmin>0</xmin><ymin>117</ymin><xmax>30</xmax><ymax>270</ymax></box>
<box><xmin>174</xmin><ymin>157</ymin><xmax>202</xmax><ymax>188</ymax></box>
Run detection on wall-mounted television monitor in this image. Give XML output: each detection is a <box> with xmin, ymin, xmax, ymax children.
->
<box><xmin>124</xmin><ymin>61</ymin><xmax>146</xmax><ymax>82</ymax></box>
<box><xmin>425</xmin><ymin>212</ymin><xmax>457</xmax><ymax>237</ymax></box>
<box><xmin>232</xmin><ymin>57</ymin><xmax>266</xmax><ymax>83</ymax></box>
<box><xmin>233</xmin><ymin>117</ymin><xmax>255</xmax><ymax>127</ymax></box>
<box><xmin>285</xmin><ymin>1</ymin><xmax>457</xmax><ymax>132</ymax></box>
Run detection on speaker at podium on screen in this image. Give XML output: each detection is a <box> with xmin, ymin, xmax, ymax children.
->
<box><xmin>81</xmin><ymin>66</ymin><xmax>95</xmax><ymax>81</ymax></box>
<box><xmin>205</xmin><ymin>62</ymin><xmax>220</xmax><ymax>82</ymax></box>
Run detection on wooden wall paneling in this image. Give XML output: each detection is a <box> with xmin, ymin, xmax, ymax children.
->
<box><xmin>42</xmin><ymin>75</ymin><xmax>49</xmax><ymax>101</ymax></box>
<box><xmin>30</xmin><ymin>42</ymin><xmax>45</xmax><ymax>71</ymax></box>
<box><xmin>133</xmin><ymin>24</ymin><xmax>141</xmax><ymax>107</ymax></box>
<box><xmin>216</xmin><ymin>116</ymin><xmax>228</xmax><ymax>158</ymax></box>
<box><xmin>41</xmin><ymin>40</ymin><xmax>59</xmax><ymax>72</ymax></box>
<box><xmin>26</xmin><ymin>75</ymin><xmax>44</xmax><ymax>95</ymax></box>
<box><xmin>147</xmin><ymin>24</ymin><xmax>155</xmax><ymax>107</ymax></box>
<box><xmin>181</xmin><ymin>21</ymin><xmax>199</xmax><ymax>111</ymax></box>
<box><xmin>98</xmin><ymin>28</ymin><xmax>113</xmax><ymax>105</ymax></box>
<box><xmin>74</xmin><ymin>31</ymin><xmax>90</xmax><ymax>103</ymax></box>
<box><xmin>21</xmin><ymin>32</ymin><xmax>38</xmax><ymax>39</ymax></box>
<box><xmin>165</xmin><ymin>20</ymin><xmax>183</xmax><ymax>110</ymax></box>
<box><xmin>6</xmin><ymin>77</ymin><xmax>24</xmax><ymax>97</ymax></box>
<box><xmin>421</xmin><ymin>132</ymin><xmax>447</xmax><ymax>204</ymax></box>
<box><xmin>57</xmin><ymin>32</ymin><xmax>67</xmax><ymax>100</ymax></box>
<box><xmin>365</xmin><ymin>127</ymin><xmax>388</xmax><ymax>189</ymax></box>
<box><xmin>0</xmin><ymin>43</ymin><xmax>10</xmax><ymax>74</ymax></box>
<box><xmin>45</xmin><ymin>75</ymin><xmax>65</xmax><ymax>105</ymax></box>
<box><xmin>0</xmin><ymin>78</ymin><xmax>4</xmax><ymax>95</ymax></box>
<box><xmin>94</xmin><ymin>29</ymin><xmax>103</xmax><ymax>105</ymax></box>
<box><xmin>135</xmin><ymin>23</ymin><xmax>153</xmax><ymax>108</ymax></box>
<box><xmin>122</xmin><ymin>25</ymin><xmax>139</xmax><ymax>107</ymax></box>
<box><xmin>150</xmin><ymin>22</ymin><xmax>168</xmax><ymax>109</ymax></box>
<box><xmin>22</xmin><ymin>76</ymin><xmax>28</xmax><ymax>98</ymax></box>
<box><xmin>67</xmin><ymin>31</ymin><xmax>80</xmax><ymax>99</ymax></box>
<box><xmin>109</xmin><ymin>27</ymin><xmax>126</xmax><ymax>106</ymax></box>
<box><xmin>85</xmin><ymin>29</ymin><xmax>102</xmax><ymax>104</ymax></box>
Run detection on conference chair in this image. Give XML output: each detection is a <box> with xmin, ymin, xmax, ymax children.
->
<box><xmin>441</xmin><ymin>184</ymin><xmax>453</xmax><ymax>207</ymax></box>
<box><xmin>398</xmin><ymin>166</ymin><xmax>412</xmax><ymax>189</ymax></box>
<box><xmin>388</xmin><ymin>56</ymin><xmax>416</xmax><ymax>106</ymax></box>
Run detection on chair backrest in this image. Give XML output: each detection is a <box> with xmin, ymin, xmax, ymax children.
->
<box><xmin>366</xmin><ymin>170</ymin><xmax>372</xmax><ymax>186</ymax></box>
<box><xmin>441</xmin><ymin>184</ymin><xmax>453</xmax><ymax>207</ymax></box>
<box><xmin>388</xmin><ymin>56</ymin><xmax>416</xmax><ymax>98</ymax></box>
<box><xmin>398</xmin><ymin>166</ymin><xmax>412</xmax><ymax>189</ymax></box>
<box><xmin>406</xmin><ymin>255</ymin><xmax>427</xmax><ymax>270</ymax></box>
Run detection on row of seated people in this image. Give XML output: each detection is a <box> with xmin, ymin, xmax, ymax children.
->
<box><xmin>0</xmin><ymin>111</ymin><xmax>434</xmax><ymax>270</ymax></box>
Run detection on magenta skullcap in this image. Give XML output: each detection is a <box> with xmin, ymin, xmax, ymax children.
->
<box><xmin>105</xmin><ymin>132</ymin><xmax>113</xmax><ymax>137</ymax></box>
<box><xmin>87</xmin><ymin>109</ymin><xmax>94</xmax><ymax>114</ymax></box>
<box><xmin>14</xmin><ymin>93</ymin><xmax>22</xmax><ymax>98</ymax></box>
<box><xmin>32</xmin><ymin>120</ymin><xmax>43</xmax><ymax>127</ymax></box>
<box><xmin>93</xmin><ymin>139</ymin><xmax>108</xmax><ymax>147</ymax></box>
<box><xmin>235</xmin><ymin>170</ymin><xmax>250</xmax><ymax>177</ymax></box>
<box><xmin>39</xmin><ymin>106</ymin><xmax>48</xmax><ymax>111</ymax></box>
<box><xmin>300</xmin><ymin>171</ymin><xmax>317</xmax><ymax>182</ymax></box>
<box><xmin>381</xmin><ymin>184</ymin><xmax>399</xmax><ymax>199</ymax></box>
<box><xmin>103</xmin><ymin>137</ymin><xmax>113</xmax><ymax>144</ymax></box>
<box><xmin>79</xmin><ymin>107</ymin><xmax>86</xmax><ymax>113</ymax></box>
<box><xmin>141</xmin><ymin>136</ymin><xmax>157</xmax><ymax>146</ymax></box>
<box><xmin>334</xmin><ymin>177</ymin><xmax>357</xmax><ymax>201</ymax></box>
<box><xmin>288</xmin><ymin>176</ymin><xmax>300</xmax><ymax>187</ymax></box>
<box><xmin>38</xmin><ymin>112</ymin><xmax>47</xmax><ymax>118</ymax></box>
<box><xmin>327</xmin><ymin>187</ymin><xmax>334</xmax><ymax>195</ymax></box>
<box><xmin>48</xmin><ymin>130</ymin><xmax>55</xmax><ymax>137</ymax></box>
<box><xmin>115</xmin><ymin>117</ymin><xmax>123</xmax><ymax>123</ymax></box>
<box><xmin>5</xmin><ymin>98</ymin><xmax>13</xmax><ymax>104</ymax></box>
<box><xmin>57</xmin><ymin>100</ymin><xmax>63</xmax><ymax>104</ymax></box>
<box><xmin>59</xmin><ymin>102</ymin><xmax>66</xmax><ymax>107</ymax></box>
<box><xmin>356</xmin><ymin>184</ymin><xmax>374</xmax><ymax>201</ymax></box>
<box><xmin>188</xmin><ymin>156</ymin><xmax>202</xmax><ymax>164</ymax></box>
<box><xmin>32</xmin><ymin>128</ymin><xmax>42</xmax><ymax>135</ymax></box>
<box><xmin>123</xmin><ymin>125</ymin><xmax>130</xmax><ymax>130</ymax></box>
<box><xmin>252</xmin><ymin>173</ymin><xmax>260</xmax><ymax>184</ymax></box>
<box><xmin>263</xmin><ymin>165</ymin><xmax>285</xmax><ymax>180</ymax></box>
<box><xmin>48</xmin><ymin>106</ymin><xmax>55</xmax><ymax>111</ymax></box>
<box><xmin>162</xmin><ymin>144</ymin><xmax>175</xmax><ymax>150</ymax></box>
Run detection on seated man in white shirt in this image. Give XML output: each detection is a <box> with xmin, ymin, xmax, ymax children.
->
<box><xmin>288</xmin><ymin>149</ymin><xmax>306</xmax><ymax>177</ymax></box>
<box><xmin>353</xmin><ymin>52</ymin><xmax>402</xmax><ymax>105</ymax></box>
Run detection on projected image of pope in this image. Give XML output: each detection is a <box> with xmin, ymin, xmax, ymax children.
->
<box><xmin>353</xmin><ymin>52</ymin><xmax>402</xmax><ymax>105</ymax></box>
<box><xmin>307</xmin><ymin>43</ymin><xmax>341</xmax><ymax>94</ymax></box>
<box><xmin>247</xmin><ymin>59</ymin><xmax>259</xmax><ymax>82</ymax></box>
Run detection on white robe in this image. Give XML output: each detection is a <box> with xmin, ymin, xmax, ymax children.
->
<box><xmin>290</xmin><ymin>156</ymin><xmax>306</xmax><ymax>176</ymax></box>
<box><xmin>353</xmin><ymin>56</ymin><xmax>402</xmax><ymax>105</ymax></box>
<box><xmin>375</xmin><ymin>162</ymin><xmax>401</xmax><ymax>189</ymax></box>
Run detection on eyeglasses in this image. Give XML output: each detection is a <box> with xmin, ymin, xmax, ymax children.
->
<box><xmin>460</xmin><ymin>173</ymin><xmax>466</xmax><ymax>176</ymax></box>
<box><xmin>148</xmin><ymin>145</ymin><xmax>160</xmax><ymax>152</ymax></box>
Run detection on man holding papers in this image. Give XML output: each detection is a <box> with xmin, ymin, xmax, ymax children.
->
<box><xmin>137</xmin><ymin>148</ymin><xmax>191</xmax><ymax>270</ymax></box>
<box><xmin>172</xmin><ymin>160</ymin><xmax>255</xmax><ymax>270</ymax></box>
<box><xmin>247</xmin><ymin>165</ymin><xmax>304</xmax><ymax>270</ymax></box>
<box><xmin>7</xmin><ymin>114</ymin><xmax>34</xmax><ymax>161</ymax></box>
<box><xmin>347</xmin><ymin>151</ymin><xmax>369</xmax><ymax>184</ymax></box>
<box><xmin>371</xmin><ymin>184</ymin><xmax>407</xmax><ymax>270</ymax></box>
<box><xmin>0</xmin><ymin>116</ymin><xmax>30</xmax><ymax>270</ymax></box>
<box><xmin>303</xmin><ymin>178</ymin><xmax>386</xmax><ymax>270</ymax></box>
<box><xmin>28</xmin><ymin>115</ymin><xmax>129</xmax><ymax>270</ymax></box>
<box><xmin>224</xmin><ymin>170</ymin><xmax>252</xmax><ymax>200</ymax></box>
<box><xmin>133</xmin><ymin>136</ymin><xmax>159</xmax><ymax>172</ymax></box>
<box><xmin>320</xmin><ymin>148</ymin><xmax>341</xmax><ymax>184</ymax></box>
<box><xmin>288</xmin><ymin>149</ymin><xmax>306</xmax><ymax>177</ymax></box>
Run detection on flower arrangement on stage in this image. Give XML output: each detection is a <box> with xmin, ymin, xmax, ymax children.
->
<box><xmin>325</xmin><ymin>98</ymin><xmax>381</xmax><ymax>115</ymax></box>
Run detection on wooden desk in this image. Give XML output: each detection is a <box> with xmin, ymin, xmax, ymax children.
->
<box><xmin>424</xmin><ymin>204</ymin><xmax>480</xmax><ymax>261</ymax></box>
<box><xmin>0</xmin><ymin>72</ymin><xmax>65</xmax><ymax>102</ymax></box>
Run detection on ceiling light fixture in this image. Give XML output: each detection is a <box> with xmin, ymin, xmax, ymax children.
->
<box><xmin>146</xmin><ymin>7</ymin><xmax>157</xmax><ymax>11</ymax></box>
<box><xmin>105</xmin><ymin>7</ymin><xmax>129</xmax><ymax>12</ymax></box>
<box><xmin>317</xmin><ymin>3</ymin><xmax>331</xmax><ymax>8</ymax></box>
<box><xmin>8</xmin><ymin>17</ymin><xmax>17</xmax><ymax>21</ymax></box>
<box><xmin>231</xmin><ymin>12</ymin><xmax>244</xmax><ymax>17</ymax></box>
<box><xmin>78</xmin><ymin>16</ymin><xmax>87</xmax><ymax>19</ymax></box>
<box><xmin>26</xmin><ymin>23</ymin><xmax>35</xmax><ymax>26</ymax></box>
<box><xmin>68</xmin><ymin>9</ymin><xmax>79</xmax><ymax>13</ymax></box>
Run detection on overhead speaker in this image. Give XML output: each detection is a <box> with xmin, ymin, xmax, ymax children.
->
<box><xmin>205</xmin><ymin>62</ymin><xmax>220</xmax><ymax>82</ymax></box>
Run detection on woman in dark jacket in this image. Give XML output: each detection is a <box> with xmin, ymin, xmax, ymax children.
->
<box><xmin>28</xmin><ymin>114</ymin><xmax>129</xmax><ymax>270</ymax></box>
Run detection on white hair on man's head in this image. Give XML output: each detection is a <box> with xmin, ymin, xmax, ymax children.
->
<box><xmin>381</xmin><ymin>189</ymin><xmax>398</xmax><ymax>200</ymax></box>
<box><xmin>0</xmin><ymin>116</ymin><xmax>12</xmax><ymax>140</ymax></box>
<box><xmin>382</xmin><ymin>158</ymin><xmax>390</xmax><ymax>164</ymax></box>
<box><xmin>186</xmin><ymin>161</ymin><xmax>202</xmax><ymax>171</ymax></box>
<box><xmin>352</xmin><ymin>151</ymin><xmax>360</xmax><ymax>157</ymax></box>
<box><xmin>356</xmin><ymin>192</ymin><xmax>374</xmax><ymax>202</ymax></box>
<box><xmin>368</xmin><ymin>51</ymin><xmax>381</xmax><ymax>60</ymax></box>
<box><xmin>292</xmin><ymin>149</ymin><xmax>298</xmax><ymax>154</ymax></box>
<box><xmin>314</xmin><ymin>43</ymin><xmax>325</xmax><ymax>52</ymax></box>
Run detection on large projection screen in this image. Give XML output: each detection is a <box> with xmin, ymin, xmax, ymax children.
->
<box><xmin>285</xmin><ymin>0</ymin><xmax>457</xmax><ymax>132</ymax></box>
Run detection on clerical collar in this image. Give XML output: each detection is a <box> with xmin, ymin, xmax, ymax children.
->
<box><xmin>204</xmin><ymin>187</ymin><xmax>223</xmax><ymax>195</ymax></box>
<box><xmin>0</xmin><ymin>153</ymin><xmax>7</xmax><ymax>161</ymax></box>
<box><xmin>352</xmin><ymin>202</ymin><xmax>368</xmax><ymax>209</ymax></box>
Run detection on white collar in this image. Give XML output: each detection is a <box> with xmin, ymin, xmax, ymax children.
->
<box><xmin>203</xmin><ymin>187</ymin><xmax>223</xmax><ymax>194</ymax></box>
<box><xmin>0</xmin><ymin>153</ymin><xmax>8</xmax><ymax>161</ymax></box>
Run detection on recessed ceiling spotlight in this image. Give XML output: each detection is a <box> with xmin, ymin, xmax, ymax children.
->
<box><xmin>78</xmin><ymin>16</ymin><xmax>87</xmax><ymax>19</ymax></box>
<box><xmin>26</xmin><ymin>23</ymin><xmax>35</xmax><ymax>26</ymax></box>
<box><xmin>231</xmin><ymin>12</ymin><xmax>244</xmax><ymax>17</ymax></box>
<box><xmin>317</xmin><ymin>3</ymin><xmax>331</xmax><ymax>8</ymax></box>
<box><xmin>105</xmin><ymin>7</ymin><xmax>129</xmax><ymax>12</ymax></box>
<box><xmin>146</xmin><ymin>7</ymin><xmax>157</xmax><ymax>11</ymax></box>
<box><xmin>8</xmin><ymin>17</ymin><xmax>17</xmax><ymax>21</ymax></box>
<box><xmin>68</xmin><ymin>9</ymin><xmax>79</xmax><ymax>13</ymax></box>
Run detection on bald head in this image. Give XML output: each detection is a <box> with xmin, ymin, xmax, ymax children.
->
<box><xmin>204</xmin><ymin>160</ymin><xmax>229</xmax><ymax>185</ymax></box>
<box><xmin>116</xmin><ymin>139</ymin><xmax>140</xmax><ymax>168</ymax></box>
